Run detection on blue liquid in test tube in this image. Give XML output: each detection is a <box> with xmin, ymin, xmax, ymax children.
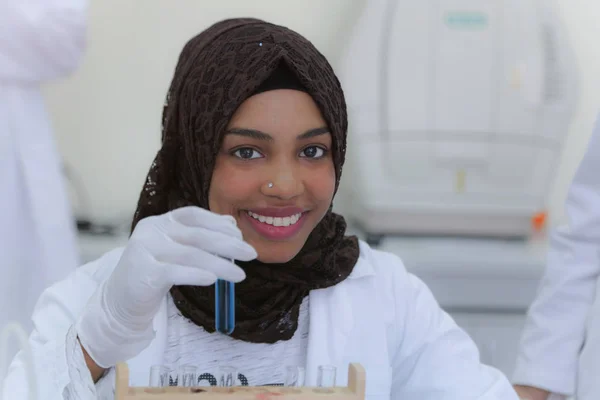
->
<box><xmin>215</xmin><ymin>279</ymin><xmax>235</xmax><ymax>334</ymax></box>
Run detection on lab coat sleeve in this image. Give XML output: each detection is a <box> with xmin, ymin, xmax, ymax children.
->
<box><xmin>63</xmin><ymin>326</ymin><xmax>116</xmax><ymax>399</ymax></box>
<box><xmin>0</xmin><ymin>0</ymin><xmax>87</xmax><ymax>82</ymax></box>
<box><xmin>1</xmin><ymin>266</ymin><xmax>116</xmax><ymax>400</ymax></box>
<box><xmin>389</xmin><ymin>261</ymin><xmax>519</xmax><ymax>399</ymax></box>
<box><xmin>512</xmin><ymin>117</ymin><xmax>600</xmax><ymax>395</ymax></box>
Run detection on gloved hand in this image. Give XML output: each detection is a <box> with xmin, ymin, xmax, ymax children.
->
<box><xmin>75</xmin><ymin>206</ymin><xmax>256</xmax><ymax>368</ymax></box>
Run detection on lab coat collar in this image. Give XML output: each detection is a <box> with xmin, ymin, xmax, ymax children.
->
<box><xmin>305</xmin><ymin>253</ymin><xmax>372</xmax><ymax>385</ymax></box>
<box><xmin>347</xmin><ymin>243</ymin><xmax>375</xmax><ymax>280</ymax></box>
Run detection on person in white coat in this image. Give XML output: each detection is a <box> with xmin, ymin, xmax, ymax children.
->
<box><xmin>513</xmin><ymin>115</ymin><xmax>600</xmax><ymax>400</ymax></box>
<box><xmin>0</xmin><ymin>0</ymin><xmax>86</xmax><ymax>337</ymax></box>
<box><xmin>2</xmin><ymin>18</ymin><xmax>519</xmax><ymax>400</ymax></box>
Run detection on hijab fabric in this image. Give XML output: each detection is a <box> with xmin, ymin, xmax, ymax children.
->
<box><xmin>131</xmin><ymin>18</ymin><xmax>360</xmax><ymax>343</ymax></box>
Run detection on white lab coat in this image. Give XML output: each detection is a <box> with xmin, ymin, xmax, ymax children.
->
<box><xmin>0</xmin><ymin>0</ymin><xmax>86</xmax><ymax>336</ymax></box>
<box><xmin>2</xmin><ymin>240</ymin><xmax>518</xmax><ymax>400</ymax></box>
<box><xmin>513</xmin><ymin>115</ymin><xmax>600</xmax><ymax>400</ymax></box>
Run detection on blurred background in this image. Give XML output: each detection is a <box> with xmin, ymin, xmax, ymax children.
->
<box><xmin>5</xmin><ymin>0</ymin><xmax>600</xmax><ymax>380</ymax></box>
<box><xmin>46</xmin><ymin>0</ymin><xmax>600</xmax><ymax>229</ymax></box>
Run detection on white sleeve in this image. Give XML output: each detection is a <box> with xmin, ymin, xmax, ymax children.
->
<box><xmin>512</xmin><ymin>116</ymin><xmax>600</xmax><ymax>396</ymax></box>
<box><xmin>0</xmin><ymin>0</ymin><xmax>88</xmax><ymax>82</ymax></box>
<box><xmin>63</xmin><ymin>326</ymin><xmax>116</xmax><ymax>399</ymax></box>
<box><xmin>1</xmin><ymin>268</ymin><xmax>113</xmax><ymax>400</ymax></box>
<box><xmin>389</xmin><ymin>262</ymin><xmax>519</xmax><ymax>399</ymax></box>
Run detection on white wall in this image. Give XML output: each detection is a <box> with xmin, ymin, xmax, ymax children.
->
<box><xmin>44</xmin><ymin>0</ymin><xmax>600</xmax><ymax>227</ymax></box>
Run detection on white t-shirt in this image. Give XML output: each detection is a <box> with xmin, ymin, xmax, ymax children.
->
<box><xmin>161</xmin><ymin>294</ymin><xmax>310</xmax><ymax>387</ymax></box>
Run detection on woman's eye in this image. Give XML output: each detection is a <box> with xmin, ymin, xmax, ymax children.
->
<box><xmin>301</xmin><ymin>146</ymin><xmax>326</xmax><ymax>159</ymax></box>
<box><xmin>233</xmin><ymin>148</ymin><xmax>263</xmax><ymax>160</ymax></box>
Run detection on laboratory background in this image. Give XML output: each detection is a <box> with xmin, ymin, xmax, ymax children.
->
<box><xmin>4</xmin><ymin>0</ymin><xmax>600</xmax><ymax>385</ymax></box>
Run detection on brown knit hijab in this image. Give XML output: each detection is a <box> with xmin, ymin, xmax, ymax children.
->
<box><xmin>131</xmin><ymin>18</ymin><xmax>360</xmax><ymax>344</ymax></box>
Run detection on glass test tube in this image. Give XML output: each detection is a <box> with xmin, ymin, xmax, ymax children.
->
<box><xmin>317</xmin><ymin>365</ymin><xmax>336</xmax><ymax>388</ymax></box>
<box><xmin>284</xmin><ymin>366</ymin><xmax>306</xmax><ymax>387</ymax></box>
<box><xmin>215</xmin><ymin>259</ymin><xmax>236</xmax><ymax>335</ymax></box>
<box><xmin>178</xmin><ymin>365</ymin><xmax>198</xmax><ymax>387</ymax></box>
<box><xmin>165</xmin><ymin>369</ymin><xmax>178</xmax><ymax>386</ymax></box>
<box><xmin>149</xmin><ymin>365</ymin><xmax>167</xmax><ymax>387</ymax></box>
<box><xmin>218</xmin><ymin>366</ymin><xmax>238</xmax><ymax>387</ymax></box>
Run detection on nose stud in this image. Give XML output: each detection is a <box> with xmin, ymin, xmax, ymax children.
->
<box><xmin>267</xmin><ymin>182</ymin><xmax>274</xmax><ymax>188</ymax></box>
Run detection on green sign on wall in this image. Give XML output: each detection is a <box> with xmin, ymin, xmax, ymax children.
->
<box><xmin>445</xmin><ymin>11</ymin><xmax>489</xmax><ymax>29</ymax></box>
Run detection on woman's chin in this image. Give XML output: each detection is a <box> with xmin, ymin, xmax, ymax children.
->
<box><xmin>254</xmin><ymin>246</ymin><xmax>302</xmax><ymax>264</ymax></box>
<box><xmin>255</xmin><ymin>254</ymin><xmax>296</xmax><ymax>264</ymax></box>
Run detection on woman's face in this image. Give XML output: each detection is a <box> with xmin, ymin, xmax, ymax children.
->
<box><xmin>209</xmin><ymin>89</ymin><xmax>335</xmax><ymax>263</ymax></box>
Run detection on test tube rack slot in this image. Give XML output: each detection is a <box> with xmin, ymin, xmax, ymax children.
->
<box><xmin>115</xmin><ymin>363</ymin><xmax>366</xmax><ymax>400</ymax></box>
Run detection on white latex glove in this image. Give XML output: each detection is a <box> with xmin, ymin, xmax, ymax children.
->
<box><xmin>75</xmin><ymin>206</ymin><xmax>257</xmax><ymax>368</ymax></box>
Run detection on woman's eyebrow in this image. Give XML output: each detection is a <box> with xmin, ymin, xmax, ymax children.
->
<box><xmin>297</xmin><ymin>127</ymin><xmax>329</xmax><ymax>139</ymax></box>
<box><xmin>225</xmin><ymin>126</ymin><xmax>329</xmax><ymax>141</ymax></box>
<box><xmin>226</xmin><ymin>128</ymin><xmax>273</xmax><ymax>141</ymax></box>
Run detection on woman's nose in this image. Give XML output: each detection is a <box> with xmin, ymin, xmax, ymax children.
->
<box><xmin>262</xmin><ymin>164</ymin><xmax>304</xmax><ymax>199</ymax></box>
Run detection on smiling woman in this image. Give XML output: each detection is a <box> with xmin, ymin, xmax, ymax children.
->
<box><xmin>210</xmin><ymin>65</ymin><xmax>336</xmax><ymax>263</ymax></box>
<box><xmin>2</xmin><ymin>17</ymin><xmax>519</xmax><ymax>400</ymax></box>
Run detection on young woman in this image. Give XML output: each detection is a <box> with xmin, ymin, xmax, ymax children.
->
<box><xmin>2</xmin><ymin>18</ymin><xmax>519</xmax><ymax>400</ymax></box>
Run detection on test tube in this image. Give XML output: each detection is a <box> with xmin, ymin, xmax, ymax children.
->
<box><xmin>165</xmin><ymin>369</ymin><xmax>178</xmax><ymax>386</ymax></box>
<box><xmin>215</xmin><ymin>259</ymin><xmax>235</xmax><ymax>335</ymax></box>
<box><xmin>317</xmin><ymin>365</ymin><xmax>336</xmax><ymax>388</ymax></box>
<box><xmin>178</xmin><ymin>365</ymin><xmax>198</xmax><ymax>387</ymax></box>
<box><xmin>284</xmin><ymin>366</ymin><xmax>306</xmax><ymax>387</ymax></box>
<box><xmin>218</xmin><ymin>366</ymin><xmax>238</xmax><ymax>387</ymax></box>
<box><xmin>149</xmin><ymin>365</ymin><xmax>167</xmax><ymax>387</ymax></box>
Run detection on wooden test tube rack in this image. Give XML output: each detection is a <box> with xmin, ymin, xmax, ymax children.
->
<box><xmin>115</xmin><ymin>363</ymin><xmax>366</xmax><ymax>400</ymax></box>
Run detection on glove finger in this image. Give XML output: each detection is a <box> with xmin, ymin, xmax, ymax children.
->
<box><xmin>167</xmin><ymin>225</ymin><xmax>257</xmax><ymax>261</ymax></box>
<box><xmin>156</xmin><ymin>245</ymin><xmax>246</xmax><ymax>283</ymax></box>
<box><xmin>167</xmin><ymin>265</ymin><xmax>220</xmax><ymax>287</ymax></box>
<box><xmin>169</xmin><ymin>206</ymin><xmax>240</xmax><ymax>237</ymax></box>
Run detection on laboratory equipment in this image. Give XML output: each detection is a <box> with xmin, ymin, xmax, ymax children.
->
<box><xmin>115</xmin><ymin>362</ymin><xmax>366</xmax><ymax>400</ymax></box>
<box><xmin>148</xmin><ymin>365</ymin><xmax>167</xmax><ymax>387</ymax></box>
<box><xmin>149</xmin><ymin>366</ymin><xmax>195</xmax><ymax>387</ymax></box>
<box><xmin>284</xmin><ymin>366</ymin><xmax>306</xmax><ymax>387</ymax></box>
<box><xmin>178</xmin><ymin>365</ymin><xmax>198</xmax><ymax>387</ymax></box>
<box><xmin>218</xmin><ymin>366</ymin><xmax>237</xmax><ymax>387</ymax></box>
<box><xmin>317</xmin><ymin>365</ymin><xmax>337</xmax><ymax>390</ymax></box>
<box><xmin>339</xmin><ymin>0</ymin><xmax>578</xmax><ymax>243</ymax></box>
<box><xmin>166</xmin><ymin>369</ymin><xmax>178</xmax><ymax>387</ymax></box>
<box><xmin>215</xmin><ymin>262</ymin><xmax>235</xmax><ymax>334</ymax></box>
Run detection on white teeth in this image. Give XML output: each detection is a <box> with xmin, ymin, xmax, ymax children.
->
<box><xmin>247</xmin><ymin>211</ymin><xmax>303</xmax><ymax>227</ymax></box>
